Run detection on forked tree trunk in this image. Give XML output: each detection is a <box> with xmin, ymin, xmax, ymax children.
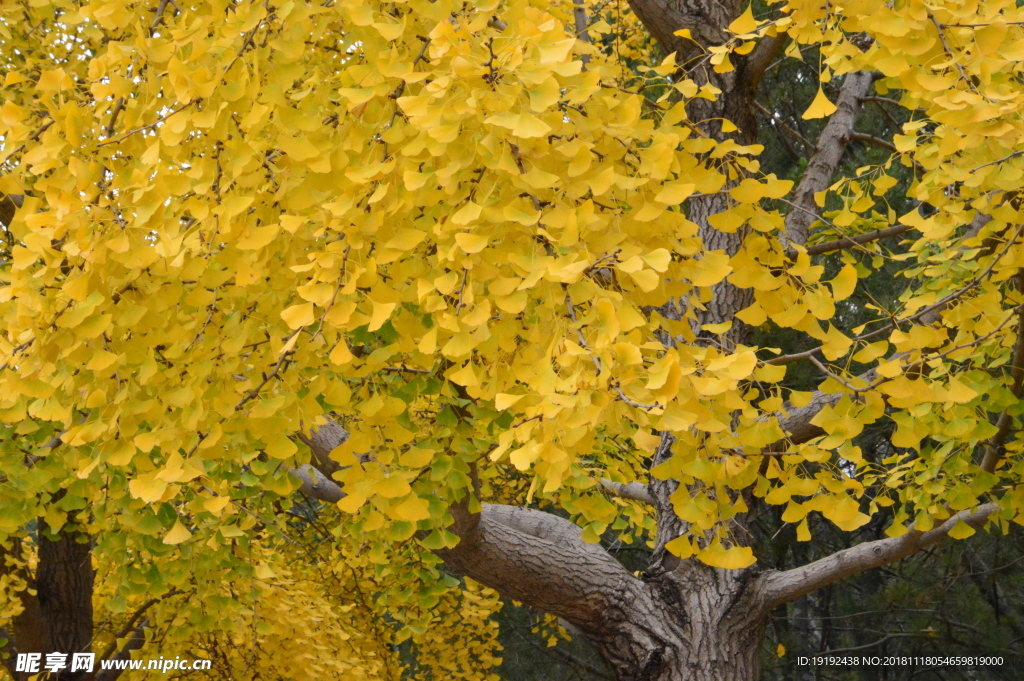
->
<box><xmin>584</xmin><ymin>568</ymin><xmax>767</xmax><ymax>681</ymax></box>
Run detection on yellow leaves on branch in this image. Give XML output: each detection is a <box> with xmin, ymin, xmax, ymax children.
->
<box><xmin>0</xmin><ymin>0</ymin><xmax>1022</xmax><ymax>592</ymax></box>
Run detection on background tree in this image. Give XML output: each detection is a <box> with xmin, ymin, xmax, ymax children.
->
<box><xmin>1</xmin><ymin>0</ymin><xmax>1023</xmax><ymax>679</ymax></box>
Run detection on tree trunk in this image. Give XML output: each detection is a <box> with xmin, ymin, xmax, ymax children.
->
<box><xmin>585</xmin><ymin>567</ymin><xmax>767</xmax><ymax>681</ymax></box>
<box><xmin>36</xmin><ymin>525</ymin><xmax>94</xmax><ymax>663</ymax></box>
<box><xmin>1</xmin><ymin>493</ymin><xmax>97</xmax><ymax>681</ymax></box>
<box><xmin>438</xmin><ymin>502</ymin><xmax>773</xmax><ymax>681</ymax></box>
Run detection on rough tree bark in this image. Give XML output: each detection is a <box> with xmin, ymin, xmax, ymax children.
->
<box><xmin>1</xmin><ymin>521</ymin><xmax>95</xmax><ymax>681</ymax></box>
<box><xmin>296</xmin><ymin>426</ymin><xmax>998</xmax><ymax>681</ymax></box>
<box><xmin>0</xmin><ymin>476</ymin><xmax>152</xmax><ymax>681</ymax></box>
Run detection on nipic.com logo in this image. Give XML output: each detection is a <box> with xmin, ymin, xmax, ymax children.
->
<box><xmin>14</xmin><ymin>652</ymin><xmax>213</xmax><ymax>674</ymax></box>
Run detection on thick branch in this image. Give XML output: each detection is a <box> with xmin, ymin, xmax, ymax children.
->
<box><xmin>802</xmin><ymin>224</ymin><xmax>914</xmax><ymax>257</ymax></box>
<box><xmin>784</xmin><ymin>71</ymin><xmax>875</xmax><ymax>245</ymax></box>
<box><xmin>291</xmin><ymin>419</ymin><xmax>639</xmax><ymax>633</ymax></box>
<box><xmin>746</xmin><ymin>33</ymin><xmax>788</xmax><ymax>90</ymax></box>
<box><xmin>763</xmin><ymin>503</ymin><xmax>1000</xmax><ymax>607</ymax></box>
<box><xmin>440</xmin><ymin>503</ymin><xmax>641</xmax><ymax>633</ymax></box>
<box><xmin>598</xmin><ymin>479</ymin><xmax>654</xmax><ymax>504</ymax></box>
<box><xmin>573</xmin><ymin>0</ymin><xmax>591</xmax><ymax>69</ymax></box>
<box><xmin>294</xmin><ymin>418</ymin><xmax>349</xmax><ymax>478</ymax></box>
<box><xmin>291</xmin><ymin>464</ymin><xmax>345</xmax><ymax>503</ymax></box>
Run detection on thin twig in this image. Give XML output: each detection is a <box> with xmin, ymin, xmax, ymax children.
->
<box><xmin>184</xmin><ymin>287</ymin><xmax>218</xmax><ymax>352</ymax></box>
<box><xmin>234</xmin><ymin>329</ymin><xmax>301</xmax><ymax>411</ymax></box>
<box><xmin>753</xmin><ymin>100</ymin><xmax>814</xmax><ymax>151</ymax></box>
<box><xmin>848</xmin><ymin>131</ymin><xmax>898</xmax><ymax>154</ymax></box>
<box><xmin>96</xmin><ymin>99</ymin><xmax>198</xmax><ymax>147</ymax></box>
<box><xmin>104</xmin><ymin>98</ymin><xmax>125</xmax><ymax>138</ymax></box>
<box><xmin>382</xmin><ymin>366</ymin><xmax>430</xmax><ymax>374</ymax></box>
<box><xmin>929</xmin><ymin>14</ymin><xmax>973</xmax><ymax>88</ymax></box>
<box><xmin>769</xmin><ymin>224</ymin><xmax>1024</xmax><ymax>364</ymax></box>
<box><xmin>0</xmin><ymin>119</ymin><xmax>54</xmax><ymax>162</ymax></box>
<box><xmin>809</xmin><ymin>355</ymin><xmax>862</xmax><ymax>393</ymax></box>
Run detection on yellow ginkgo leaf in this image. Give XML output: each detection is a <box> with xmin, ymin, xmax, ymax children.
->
<box><xmin>513</xmin><ymin>113</ymin><xmax>552</xmax><ymax>138</ymax></box>
<box><xmin>947</xmin><ymin>518</ymin><xmax>976</xmax><ymax>539</ymax></box>
<box><xmin>254</xmin><ymin>563</ymin><xmax>276</xmax><ymax>580</ymax></box>
<box><xmin>368</xmin><ymin>301</ymin><xmax>396</xmax><ymax>331</ymax></box>
<box><xmin>802</xmin><ymin>86</ymin><xmax>837</xmax><ymax>119</ymax></box>
<box><xmin>797</xmin><ymin>518</ymin><xmax>811</xmax><ymax>541</ymax></box>
<box><xmin>830</xmin><ymin>263</ymin><xmax>858</xmax><ymax>301</ymax></box>
<box><xmin>727</xmin><ymin>4</ymin><xmax>760</xmax><ymax>35</ymax></box>
<box><xmin>451</xmin><ymin>201</ymin><xmax>482</xmax><ymax>225</ymax></box>
<box><xmin>698</xmin><ymin>541</ymin><xmax>756</xmax><ymax>569</ymax></box>
<box><xmin>128</xmin><ymin>476</ymin><xmax>167</xmax><ymax>503</ymax></box>
<box><xmin>281</xmin><ymin>302</ymin><xmax>314</xmax><ymax>329</ymax></box>
<box><xmin>374</xmin><ymin>475</ymin><xmax>412</xmax><ymax>499</ymax></box>
<box><xmin>595</xmin><ymin>299</ymin><xmax>620</xmax><ymax>340</ymax></box>
<box><xmin>448</xmin><ymin>362</ymin><xmax>479</xmax><ymax>386</ymax></box>
<box><xmin>391</xmin><ymin>495</ymin><xmax>431</xmax><ymax>522</ymax></box>
<box><xmin>655</xmin><ymin>181</ymin><xmax>695</xmax><ymax>204</ymax></box>
<box><xmin>86</xmin><ymin>350</ymin><xmax>119</xmax><ymax>372</ymax></box>
<box><xmin>691</xmin><ymin>251</ymin><xmax>733</xmax><ymax>287</ymax></box>
<box><xmin>162</xmin><ymin>520</ymin><xmax>191</xmax><ymax>545</ymax></box>
<box><xmin>329</xmin><ymin>341</ymin><xmax>353</xmax><ymax>365</ymax></box>
<box><xmin>455</xmin><ymin>232</ymin><xmax>489</xmax><ymax>253</ymax></box>
<box><xmin>265</xmin><ymin>434</ymin><xmax>297</xmax><ymax>459</ymax></box>
<box><xmin>495</xmin><ymin>393</ymin><xmax>526</xmax><ymax>410</ymax></box>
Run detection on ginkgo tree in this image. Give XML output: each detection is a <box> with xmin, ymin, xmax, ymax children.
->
<box><xmin>2</xmin><ymin>0</ymin><xmax>1024</xmax><ymax>678</ymax></box>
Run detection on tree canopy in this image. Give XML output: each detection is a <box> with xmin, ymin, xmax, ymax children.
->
<box><xmin>1</xmin><ymin>0</ymin><xmax>1023</xmax><ymax>677</ymax></box>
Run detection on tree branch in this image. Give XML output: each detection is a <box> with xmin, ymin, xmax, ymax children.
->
<box><xmin>439</xmin><ymin>503</ymin><xmax>644</xmax><ymax>633</ymax></box>
<box><xmin>598</xmin><ymin>479</ymin><xmax>654</xmax><ymax>504</ymax></box>
<box><xmin>95</xmin><ymin>590</ymin><xmax>178</xmax><ymax>664</ymax></box>
<box><xmin>848</xmin><ymin>131</ymin><xmax>898</xmax><ymax>154</ymax></box>
<box><xmin>573</xmin><ymin>0</ymin><xmax>592</xmax><ymax>69</ymax></box>
<box><xmin>94</xmin><ymin>619</ymin><xmax>149</xmax><ymax>681</ymax></box>
<box><xmin>801</xmin><ymin>224</ymin><xmax>914</xmax><ymax>257</ymax></box>
<box><xmin>784</xmin><ymin>71</ymin><xmax>875</xmax><ymax>245</ymax></box>
<box><xmin>746</xmin><ymin>33</ymin><xmax>788</xmax><ymax>90</ymax></box>
<box><xmin>291</xmin><ymin>464</ymin><xmax>345</xmax><ymax>503</ymax></box>
<box><xmin>763</xmin><ymin>503</ymin><xmax>1001</xmax><ymax>607</ymax></box>
<box><xmin>766</xmin><ymin>212</ymin><xmax>1000</xmax><ymax>445</ymax></box>
<box><xmin>294</xmin><ymin>418</ymin><xmax>350</xmax><ymax>478</ymax></box>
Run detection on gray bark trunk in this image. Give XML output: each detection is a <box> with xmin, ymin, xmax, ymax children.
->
<box><xmin>588</xmin><ymin>568</ymin><xmax>766</xmax><ymax>681</ymax></box>
<box><xmin>440</xmin><ymin>502</ymin><xmax>771</xmax><ymax>681</ymax></box>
